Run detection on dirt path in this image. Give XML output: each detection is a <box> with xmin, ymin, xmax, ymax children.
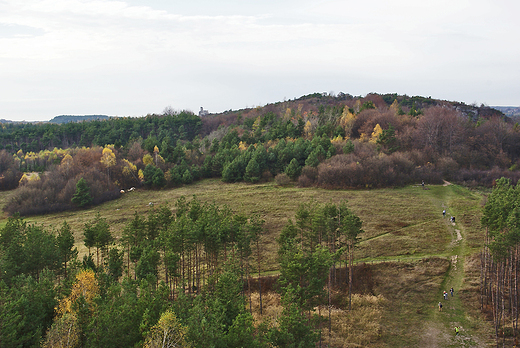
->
<box><xmin>419</xmin><ymin>187</ymin><xmax>486</xmax><ymax>347</ymax></box>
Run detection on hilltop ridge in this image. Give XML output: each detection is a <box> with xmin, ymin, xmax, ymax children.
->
<box><xmin>48</xmin><ymin>115</ymin><xmax>110</xmax><ymax>123</ymax></box>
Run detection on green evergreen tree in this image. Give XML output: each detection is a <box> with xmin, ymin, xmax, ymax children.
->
<box><xmin>56</xmin><ymin>221</ymin><xmax>78</xmax><ymax>278</ymax></box>
<box><xmin>343</xmin><ymin>139</ymin><xmax>354</xmax><ymax>154</ymax></box>
<box><xmin>181</xmin><ymin>169</ymin><xmax>193</xmax><ymax>184</ymax></box>
<box><xmin>106</xmin><ymin>247</ymin><xmax>124</xmax><ymax>282</ymax></box>
<box><xmin>152</xmin><ymin>167</ymin><xmax>166</xmax><ymax>187</ymax></box>
<box><xmin>244</xmin><ymin>157</ymin><xmax>261</xmax><ymax>183</ymax></box>
<box><xmin>285</xmin><ymin>158</ymin><xmax>301</xmax><ymax>181</ymax></box>
<box><xmin>305</xmin><ymin>151</ymin><xmax>319</xmax><ymax>168</ymax></box>
<box><xmin>72</xmin><ymin>177</ymin><xmax>92</xmax><ymax>207</ymax></box>
<box><xmin>377</xmin><ymin>124</ymin><xmax>399</xmax><ymax>153</ymax></box>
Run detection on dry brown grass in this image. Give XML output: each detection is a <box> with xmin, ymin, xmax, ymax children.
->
<box><xmin>249</xmin><ymin>291</ymin><xmax>386</xmax><ymax>348</ymax></box>
<box><xmin>323</xmin><ymin>294</ymin><xmax>386</xmax><ymax>348</ymax></box>
<box><xmin>250</xmin><ymin>291</ymin><xmax>283</xmax><ymax>324</ymax></box>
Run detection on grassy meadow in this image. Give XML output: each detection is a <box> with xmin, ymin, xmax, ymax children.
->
<box><xmin>0</xmin><ymin>179</ymin><xmax>495</xmax><ymax>347</ymax></box>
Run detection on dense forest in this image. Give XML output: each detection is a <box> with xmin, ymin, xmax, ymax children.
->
<box><xmin>0</xmin><ymin>196</ymin><xmax>362</xmax><ymax>347</ymax></box>
<box><xmin>0</xmin><ymin>92</ymin><xmax>519</xmax><ymax>216</ymax></box>
<box><xmin>1</xmin><ymin>92</ymin><xmax>520</xmax><ymax>346</ymax></box>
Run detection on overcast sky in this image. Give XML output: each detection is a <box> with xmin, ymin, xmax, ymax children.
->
<box><xmin>1</xmin><ymin>0</ymin><xmax>518</xmax><ymax>121</ymax></box>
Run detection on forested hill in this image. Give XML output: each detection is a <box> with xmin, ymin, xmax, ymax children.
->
<box><xmin>0</xmin><ymin>93</ymin><xmax>506</xmax><ymax>154</ymax></box>
<box><xmin>0</xmin><ymin>111</ymin><xmax>201</xmax><ymax>153</ymax></box>
<box><xmin>492</xmin><ymin>106</ymin><xmax>520</xmax><ymax>118</ymax></box>
<box><xmin>1</xmin><ymin>92</ymin><xmax>519</xmax><ymax>216</ymax></box>
<box><xmin>49</xmin><ymin>115</ymin><xmax>110</xmax><ymax>124</ymax></box>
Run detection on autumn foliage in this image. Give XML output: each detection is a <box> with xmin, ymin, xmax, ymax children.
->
<box><xmin>1</xmin><ymin>93</ymin><xmax>519</xmax><ymax>216</ymax></box>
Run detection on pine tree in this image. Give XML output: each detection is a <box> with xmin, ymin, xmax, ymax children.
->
<box><xmin>285</xmin><ymin>158</ymin><xmax>301</xmax><ymax>181</ymax></box>
<box><xmin>71</xmin><ymin>177</ymin><xmax>92</xmax><ymax>208</ymax></box>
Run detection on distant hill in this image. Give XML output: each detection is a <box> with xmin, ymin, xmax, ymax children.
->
<box><xmin>491</xmin><ymin>106</ymin><xmax>520</xmax><ymax>118</ymax></box>
<box><xmin>49</xmin><ymin>115</ymin><xmax>110</xmax><ymax>124</ymax></box>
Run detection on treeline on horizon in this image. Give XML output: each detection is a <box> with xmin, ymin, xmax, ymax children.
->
<box><xmin>2</xmin><ymin>92</ymin><xmax>520</xmax><ymax>216</ymax></box>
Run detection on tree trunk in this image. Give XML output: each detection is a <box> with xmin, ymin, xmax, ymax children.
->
<box><xmin>349</xmin><ymin>242</ymin><xmax>353</xmax><ymax>311</ymax></box>
<box><xmin>257</xmin><ymin>240</ymin><xmax>263</xmax><ymax>315</ymax></box>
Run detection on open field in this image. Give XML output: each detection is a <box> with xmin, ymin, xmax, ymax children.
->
<box><xmin>0</xmin><ymin>180</ymin><xmax>484</xmax><ymax>268</ymax></box>
<box><xmin>0</xmin><ymin>179</ymin><xmax>495</xmax><ymax>347</ymax></box>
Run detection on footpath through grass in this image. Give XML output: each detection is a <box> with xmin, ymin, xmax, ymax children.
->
<box><xmin>416</xmin><ymin>184</ymin><xmax>492</xmax><ymax>347</ymax></box>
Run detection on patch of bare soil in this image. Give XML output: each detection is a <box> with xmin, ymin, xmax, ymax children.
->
<box><xmin>420</xmin><ymin>321</ymin><xmax>451</xmax><ymax>348</ymax></box>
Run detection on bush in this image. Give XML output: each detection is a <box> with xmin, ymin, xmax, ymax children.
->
<box><xmin>298</xmin><ymin>166</ymin><xmax>318</xmax><ymax>187</ymax></box>
<box><xmin>316</xmin><ymin>152</ymin><xmax>442</xmax><ymax>189</ymax></box>
<box><xmin>4</xmin><ymin>166</ymin><xmax>119</xmax><ymax>216</ymax></box>
<box><xmin>436</xmin><ymin>156</ymin><xmax>459</xmax><ymax>180</ymax></box>
<box><xmin>275</xmin><ymin>173</ymin><xmax>291</xmax><ymax>186</ymax></box>
<box><xmin>452</xmin><ymin>167</ymin><xmax>520</xmax><ymax>187</ymax></box>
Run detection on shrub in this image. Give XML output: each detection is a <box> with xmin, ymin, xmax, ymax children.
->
<box><xmin>4</xmin><ymin>165</ymin><xmax>119</xmax><ymax>216</ymax></box>
<box><xmin>436</xmin><ymin>156</ymin><xmax>459</xmax><ymax>180</ymax></box>
<box><xmin>316</xmin><ymin>152</ymin><xmax>442</xmax><ymax>189</ymax></box>
<box><xmin>298</xmin><ymin>175</ymin><xmax>314</xmax><ymax>187</ymax></box>
<box><xmin>275</xmin><ymin>173</ymin><xmax>291</xmax><ymax>186</ymax></box>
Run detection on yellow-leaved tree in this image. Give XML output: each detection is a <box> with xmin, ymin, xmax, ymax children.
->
<box><xmin>389</xmin><ymin>99</ymin><xmax>400</xmax><ymax>115</ymax></box>
<box><xmin>100</xmin><ymin>146</ymin><xmax>116</xmax><ymax>184</ymax></box>
<box><xmin>304</xmin><ymin>120</ymin><xmax>313</xmax><ymax>138</ymax></box>
<box><xmin>153</xmin><ymin>145</ymin><xmax>160</xmax><ymax>166</ymax></box>
<box><xmin>60</xmin><ymin>153</ymin><xmax>74</xmax><ymax>176</ymax></box>
<box><xmin>143</xmin><ymin>154</ymin><xmax>154</xmax><ymax>166</ymax></box>
<box><xmin>58</xmin><ymin>269</ymin><xmax>99</xmax><ymax>316</ymax></box>
<box><xmin>339</xmin><ymin>106</ymin><xmax>356</xmax><ymax>137</ymax></box>
<box><xmin>370</xmin><ymin>124</ymin><xmax>383</xmax><ymax>144</ymax></box>
<box><xmin>284</xmin><ymin>107</ymin><xmax>292</xmax><ymax>121</ymax></box>
<box><xmin>122</xmin><ymin>158</ymin><xmax>139</xmax><ymax>183</ymax></box>
<box><xmin>144</xmin><ymin>310</ymin><xmax>191</xmax><ymax>348</ymax></box>
<box><xmin>252</xmin><ymin>116</ymin><xmax>261</xmax><ymax>136</ymax></box>
<box><xmin>43</xmin><ymin>269</ymin><xmax>99</xmax><ymax>348</ymax></box>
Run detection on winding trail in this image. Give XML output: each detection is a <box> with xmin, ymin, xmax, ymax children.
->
<box><xmin>419</xmin><ymin>183</ymin><xmax>485</xmax><ymax>347</ymax></box>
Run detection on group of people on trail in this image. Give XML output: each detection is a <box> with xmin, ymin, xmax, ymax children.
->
<box><xmin>442</xmin><ymin>209</ymin><xmax>456</xmax><ymax>223</ymax></box>
<box><xmin>439</xmin><ymin>288</ymin><xmax>454</xmax><ymax>310</ymax></box>
<box><xmin>441</xmin><ymin>207</ymin><xmax>460</xmax><ymax>336</ymax></box>
<box><xmin>438</xmin><ymin>288</ymin><xmax>460</xmax><ymax>336</ymax></box>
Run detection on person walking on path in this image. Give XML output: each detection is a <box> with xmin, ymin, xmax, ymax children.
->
<box><xmin>450</xmin><ymin>287</ymin><xmax>454</xmax><ymax>297</ymax></box>
<box><xmin>443</xmin><ymin>291</ymin><xmax>448</xmax><ymax>300</ymax></box>
<box><xmin>438</xmin><ymin>302</ymin><xmax>443</xmax><ymax>311</ymax></box>
<box><xmin>443</xmin><ymin>209</ymin><xmax>446</xmax><ymax>217</ymax></box>
<box><xmin>454</xmin><ymin>326</ymin><xmax>460</xmax><ymax>336</ymax></box>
